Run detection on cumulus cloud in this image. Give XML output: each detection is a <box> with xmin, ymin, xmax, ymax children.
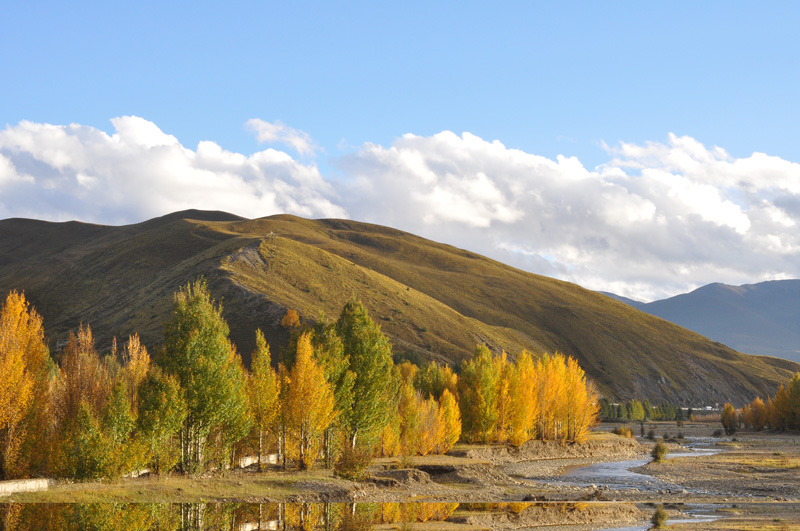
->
<box><xmin>339</xmin><ymin>132</ymin><xmax>800</xmax><ymax>301</ymax></box>
<box><xmin>0</xmin><ymin>116</ymin><xmax>346</xmax><ymax>225</ymax></box>
<box><xmin>246</xmin><ymin>119</ymin><xmax>317</xmax><ymax>156</ymax></box>
<box><xmin>2</xmin><ymin>117</ymin><xmax>799</xmax><ymax>300</ymax></box>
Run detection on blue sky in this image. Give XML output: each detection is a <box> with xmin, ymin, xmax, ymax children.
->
<box><xmin>2</xmin><ymin>2</ymin><xmax>800</xmax><ymax>300</ymax></box>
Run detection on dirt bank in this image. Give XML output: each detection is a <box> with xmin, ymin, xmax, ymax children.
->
<box><xmin>450</xmin><ymin>502</ymin><xmax>643</xmax><ymax>530</ymax></box>
<box><xmin>451</xmin><ymin>434</ymin><xmax>642</xmax><ymax>464</ymax></box>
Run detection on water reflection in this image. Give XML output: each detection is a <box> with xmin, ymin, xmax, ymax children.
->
<box><xmin>0</xmin><ymin>502</ymin><xmax>641</xmax><ymax>530</ymax></box>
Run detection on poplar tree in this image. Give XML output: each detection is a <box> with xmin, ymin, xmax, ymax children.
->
<box><xmin>136</xmin><ymin>367</ymin><xmax>187</xmax><ymax>473</ymax></box>
<box><xmin>161</xmin><ymin>279</ymin><xmax>250</xmax><ymax>472</ymax></box>
<box><xmin>335</xmin><ymin>300</ymin><xmax>398</xmax><ymax>451</ymax></box>
<box><xmin>458</xmin><ymin>344</ymin><xmax>499</xmax><ymax>443</ymax></box>
<box><xmin>414</xmin><ymin>361</ymin><xmax>458</xmax><ymax>401</ymax></box>
<box><xmin>249</xmin><ymin>330</ymin><xmax>280</xmax><ymax>470</ymax></box>
<box><xmin>282</xmin><ymin>333</ymin><xmax>336</xmax><ymax>469</ymax></box>
<box><xmin>439</xmin><ymin>389</ymin><xmax>461</xmax><ymax>452</ymax></box>
<box><xmin>101</xmin><ymin>380</ymin><xmax>136</xmax><ymax>476</ymax></box>
<box><xmin>310</xmin><ymin>320</ymin><xmax>354</xmax><ymax>467</ymax></box>
<box><xmin>509</xmin><ymin>351</ymin><xmax>538</xmax><ymax>446</ymax></box>
<box><xmin>0</xmin><ymin>291</ymin><xmax>51</xmax><ymax>479</ymax></box>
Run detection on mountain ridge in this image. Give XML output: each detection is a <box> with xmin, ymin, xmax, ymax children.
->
<box><xmin>1</xmin><ymin>210</ymin><xmax>796</xmax><ymax>406</ymax></box>
<box><xmin>609</xmin><ymin>280</ymin><xmax>800</xmax><ymax>363</ymax></box>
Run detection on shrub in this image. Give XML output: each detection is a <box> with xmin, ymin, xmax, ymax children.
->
<box><xmin>647</xmin><ymin>429</ymin><xmax>655</xmax><ymax>440</ymax></box>
<box><xmin>651</xmin><ymin>505</ymin><xmax>668</xmax><ymax>529</ymax></box>
<box><xmin>651</xmin><ymin>438</ymin><xmax>668</xmax><ymax>462</ymax></box>
<box><xmin>712</xmin><ymin>429</ymin><xmax>723</xmax><ymax>437</ymax></box>
<box><xmin>612</xmin><ymin>426</ymin><xmax>634</xmax><ymax>438</ymax></box>
<box><xmin>334</xmin><ymin>446</ymin><xmax>372</xmax><ymax>481</ymax></box>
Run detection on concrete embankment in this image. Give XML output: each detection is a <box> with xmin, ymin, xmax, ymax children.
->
<box><xmin>0</xmin><ymin>478</ymin><xmax>55</xmax><ymax>496</ymax></box>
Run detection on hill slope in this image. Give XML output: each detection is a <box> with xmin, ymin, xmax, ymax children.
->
<box><xmin>614</xmin><ymin>281</ymin><xmax>800</xmax><ymax>363</ymax></box>
<box><xmin>1</xmin><ymin>211</ymin><xmax>796</xmax><ymax>406</ymax></box>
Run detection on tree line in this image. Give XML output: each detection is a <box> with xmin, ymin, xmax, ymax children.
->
<box><xmin>0</xmin><ymin>282</ymin><xmax>599</xmax><ymax>481</ymax></box>
<box><xmin>598</xmin><ymin>398</ymin><xmax>689</xmax><ymax>422</ymax></box>
<box><xmin>721</xmin><ymin>372</ymin><xmax>800</xmax><ymax>434</ymax></box>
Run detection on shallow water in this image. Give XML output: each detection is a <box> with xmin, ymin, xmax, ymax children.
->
<box><xmin>535</xmin><ymin>440</ymin><xmax>720</xmax><ymax>493</ymax></box>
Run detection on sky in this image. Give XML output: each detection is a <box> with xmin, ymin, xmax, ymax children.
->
<box><xmin>1</xmin><ymin>2</ymin><xmax>799</xmax><ymax>301</ymax></box>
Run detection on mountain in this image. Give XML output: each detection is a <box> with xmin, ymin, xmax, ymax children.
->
<box><xmin>612</xmin><ymin>281</ymin><xmax>800</xmax><ymax>364</ymax></box>
<box><xmin>1</xmin><ymin>210</ymin><xmax>797</xmax><ymax>406</ymax></box>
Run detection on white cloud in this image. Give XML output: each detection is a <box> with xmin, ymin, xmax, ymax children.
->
<box><xmin>246</xmin><ymin>119</ymin><xmax>317</xmax><ymax>156</ymax></box>
<box><xmin>0</xmin><ymin>116</ymin><xmax>346</xmax><ymax>225</ymax></box>
<box><xmin>339</xmin><ymin>132</ymin><xmax>800</xmax><ymax>301</ymax></box>
<box><xmin>3</xmin><ymin>118</ymin><xmax>800</xmax><ymax>301</ymax></box>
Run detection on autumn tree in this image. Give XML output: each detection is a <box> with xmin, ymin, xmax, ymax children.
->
<box><xmin>438</xmin><ymin>389</ymin><xmax>461</xmax><ymax>452</ymax></box>
<box><xmin>721</xmin><ymin>403</ymin><xmax>737</xmax><ymax>435</ymax></box>
<box><xmin>493</xmin><ymin>352</ymin><xmax>513</xmax><ymax>444</ymax></box>
<box><xmin>282</xmin><ymin>333</ymin><xmax>336</xmax><ymax>469</ymax></box>
<box><xmin>120</xmin><ymin>334</ymin><xmax>150</xmax><ymax>412</ymax></box>
<box><xmin>563</xmin><ymin>355</ymin><xmax>599</xmax><ymax>443</ymax></box>
<box><xmin>58</xmin><ymin>325</ymin><xmax>110</xmax><ymax>423</ymax></box>
<box><xmin>161</xmin><ymin>279</ymin><xmax>251</xmax><ymax>472</ymax></box>
<box><xmin>509</xmin><ymin>351</ymin><xmax>538</xmax><ymax>446</ymax></box>
<box><xmin>249</xmin><ymin>330</ymin><xmax>280</xmax><ymax>470</ymax></box>
<box><xmin>55</xmin><ymin>325</ymin><xmax>114</xmax><ymax>477</ymax></box>
<box><xmin>536</xmin><ymin>353</ymin><xmax>566</xmax><ymax>440</ymax></box>
<box><xmin>0</xmin><ymin>291</ymin><xmax>51</xmax><ymax>479</ymax></box>
<box><xmin>336</xmin><ymin>300</ymin><xmax>398</xmax><ymax>451</ymax></box>
<box><xmin>281</xmin><ymin>309</ymin><xmax>300</xmax><ymax>329</ymax></box>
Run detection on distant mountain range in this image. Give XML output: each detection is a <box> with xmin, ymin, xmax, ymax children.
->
<box><xmin>602</xmin><ymin>280</ymin><xmax>800</xmax><ymax>363</ymax></box>
<box><xmin>1</xmin><ymin>210</ymin><xmax>797</xmax><ymax>406</ymax></box>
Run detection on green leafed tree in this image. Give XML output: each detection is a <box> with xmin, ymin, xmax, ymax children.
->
<box><xmin>248</xmin><ymin>330</ymin><xmax>280</xmax><ymax>471</ymax></box>
<box><xmin>310</xmin><ymin>320</ymin><xmax>355</xmax><ymax>467</ymax></box>
<box><xmin>136</xmin><ymin>366</ymin><xmax>187</xmax><ymax>474</ymax></box>
<box><xmin>160</xmin><ymin>279</ymin><xmax>250</xmax><ymax>473</ymax></box>
<box><xmin>101</xmin><ymin>380</ymin><xmax>136</xmax><ymax>477</ymax></box>
<box><xmin>335</xmin><ymin>300</ymin><xmax>398</xmax><ymax>451</ymax></box>
<box><xmin>458</xmin><ymin>344</ymin><xmax>500</xmax><ymax>443</ymax></box>
<box><xmin>61</xmin><ymin>401</ymin><xmax>109</xmax><ymax>480</ymax></box>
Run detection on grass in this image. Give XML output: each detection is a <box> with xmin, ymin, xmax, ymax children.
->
<box><xmin>5</xmin><ymin>468</ymin><xmax>351</xmax><ymax>503</ymax></box>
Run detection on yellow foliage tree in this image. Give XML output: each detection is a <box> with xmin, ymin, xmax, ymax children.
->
<box><xmin>0</xmin><ymin>291</ymin><xmax>51</xmax><ymax>478</ymax></box>
<box><xmin>283</xmin><ymin>333</ymin><xmax>336</xmax><ymax>469</ymax></box>
<box><xmin>721</xmin><ymin>403</ymin><xmax>737</xmax><ymax>435</ymax></box>
<box><xmin>281</xmin><ymin>309</ymin><xmax>300</xmax><ymax>329</ymax></box>
<box><xmin>120</xmin><ymin>334</ymin><xmax>150</xmax><ymax>412</ymax></box>
<box><xmin>438</xmin><ymin>389</ymin><xmax>461</xmax><ymax>452</ymax></box>
<box><xmin>563</xmin><ymin>355</ymin><xmax>599</xmax><ymax>443</ymax></box>
<box><xmin>509</xmin><ymin>351</ymin><xmax>538</xmax><ymax>446</ymax></box>
<box><xmin>493</xmin><ymin>352</ymin><xmax>513</xmax><ymax>444</ymax></box>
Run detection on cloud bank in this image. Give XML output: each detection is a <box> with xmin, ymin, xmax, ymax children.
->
<box><xmin>2</xmin><ymin>117</ymin><xmax>799</xmax><ymax>300</ymax></box>
<box><xmin>0</xmin><ymin>117</ymin><xmax>345</xmax><ymax>225</ymax></box>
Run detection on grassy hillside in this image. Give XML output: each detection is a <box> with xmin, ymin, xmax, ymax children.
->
<box><xmin>0</xmin><ymin>210</ymin><xmax>796</xmax><ymax>406</ymax></box>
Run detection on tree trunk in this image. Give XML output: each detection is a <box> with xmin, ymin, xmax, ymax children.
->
<box><xmin>258</xmin><ymin>430</ymin><xmax>264</xmax><ymax>472</ymax></box>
